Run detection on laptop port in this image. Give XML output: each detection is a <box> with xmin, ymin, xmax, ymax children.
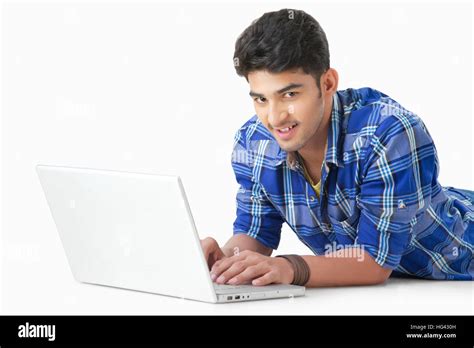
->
<box><xmin>227</xmin><ymin>296</ymin><xmax>233</xmax><ymax>300</ymax></box>
<box><xmin>235</xmin><ymin>296</ymin><xmax>240</xmax><ymax>300</ymax></box>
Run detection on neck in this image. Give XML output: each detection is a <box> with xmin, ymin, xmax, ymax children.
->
<box><xmin>297</xmin><ymin>106</ymin><xmax>331</xmax><ymax>167</ymax></box>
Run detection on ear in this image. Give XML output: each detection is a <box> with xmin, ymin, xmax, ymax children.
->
<box><xmin>321</xmin><ymin>68</ymin><xmax>339</xmax><ymax>97</ymax></box>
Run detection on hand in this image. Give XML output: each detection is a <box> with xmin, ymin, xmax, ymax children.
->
<box><xmin>210</xmin><ymin>250</ymin><xmax>294</xmax><ymax>286</ymax></box>
<box><xmin>200</xmin><ymin>237</ymin><xmax>227</xmax><ymax>269</ymax></box>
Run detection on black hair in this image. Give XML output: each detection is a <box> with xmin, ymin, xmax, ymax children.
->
<box><xmin>233</xmin><ymin>9</ymin><xmax>330</xmax><ymax>92</ymax></box>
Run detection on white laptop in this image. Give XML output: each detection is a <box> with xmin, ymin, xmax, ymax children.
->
<box><xmin>36</xmin><ymin>164</ymin><xmax>305</xmax><ymax>303</ymax></box>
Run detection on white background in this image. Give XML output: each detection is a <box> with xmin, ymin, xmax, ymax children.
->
<box><xmin>1</xmin><ymin>0</ymin><xmax>473</xmax><ymax>314</ymax></box>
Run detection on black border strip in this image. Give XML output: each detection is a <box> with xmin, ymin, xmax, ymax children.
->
<box><xmin>0</xmin><ymin>315</ymin><xmax>472</xmax><ymax>346</ymax></box>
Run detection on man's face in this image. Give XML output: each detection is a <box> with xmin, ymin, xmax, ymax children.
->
<box><xmin>248</xmin><ymin>68</ymin><xmax>325</xmax><ymax>152</ymax></box>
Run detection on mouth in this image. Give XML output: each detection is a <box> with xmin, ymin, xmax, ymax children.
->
<box><xmin>275</xmin><ymin>123</ymin><xmax>298</xmax><ymax>140</ymax></box>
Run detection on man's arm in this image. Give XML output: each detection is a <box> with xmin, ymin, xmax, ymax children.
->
<box><xmin>222</xmin><ymin>233</ymin><xmax>273</xmax><ymax>257</ymax></box>
<box><xmin>301</xmin><ymin>249</ymin><xmax>392</xmax><ymax>287</ymax></box>
<box><xmin>210</xmin><ymin>247</ymin><xmax>392</xmax><ymax>287</ymax></box>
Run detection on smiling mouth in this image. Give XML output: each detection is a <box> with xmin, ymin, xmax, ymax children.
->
<box><xmin>275</xmin><ymin>123</ymin><xmax>297</xmax><ymax>132</ymax></box>
<box><xmin>275</xmin><ymin>123</ymin><xmax>297</xmax><ymax>133</ymax></box>
<box><xmin>277</xmin><ymin>124</ymin><xmax>296</xmax><ymax>133</ymax></box>
<box><xmin>274</xmin><ymin>123</ymin><xmax>298</xmax><ymax>140</ymax></box>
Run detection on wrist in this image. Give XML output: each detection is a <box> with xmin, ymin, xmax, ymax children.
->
<box><xmin>275</xmin><ymin>254</ymin><xmax>310</xmax><ymax>286</ymax></box>
<box><xmin>275</xmin><ymin>256</ymin><xmax>295</xmax><ymax>284</ymax></box>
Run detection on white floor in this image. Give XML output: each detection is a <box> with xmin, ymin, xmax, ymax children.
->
<box><xmin>3</xmin><ymin>277</ymin><xmax>473</xmax><ymax>315</ymax></box>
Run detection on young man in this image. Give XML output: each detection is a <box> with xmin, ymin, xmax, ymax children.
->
<box><xmin>201</xmin><ymin>9</ymin><xmax>474</xmax><ymax>287</ymax></box>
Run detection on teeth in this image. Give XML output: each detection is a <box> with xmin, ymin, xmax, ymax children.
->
<box><xmin>278</xmin><ymin>124</ymin><xmax>296</xmax><ymax>133</ymax></box>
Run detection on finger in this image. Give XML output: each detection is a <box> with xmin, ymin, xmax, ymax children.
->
<box><xmin>215</xmin><ymin>261</ymin><xmax>249</xmax><ymax>284</ymax></box>
<box><xmin>252</xmin><ymin>271</ymin><xmax>276</xmax><ymax>286</ymax></box>
<box><xmin>208</xmin><ymin>248</ymin><xmax>226</xmax><ymax>270</ymax></box>
<box><xmin>201</xmin><ymin>238</ymin><xmax>226</xmax><ymax>269</ymax></box>
<box><xmin>200</xmin><ymin>238</ymin><xmax>214</xmax><ymax>267</ymax></box>
<box><xmin>227</xmin><ymin>264</ymin><xmax>268</xmax><ymax>285</ymax></box>
<box><xmin>210</xmin><ymin>253</ymin><xmax>244</xmax><ymax>279</ymax></box>
<box><xmin>211</xmin><ymin>249</ymin><xmax>255</xmax><ymax>274</ymax></box>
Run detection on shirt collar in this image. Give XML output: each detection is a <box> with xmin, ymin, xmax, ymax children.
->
<box><xmin>324</xmin><ymin>91</ymin><xmax>344</xmax><ymax>168</ymax></box>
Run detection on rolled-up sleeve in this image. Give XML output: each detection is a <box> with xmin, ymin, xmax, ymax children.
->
<box><xmin>356</xmin><ymin>115</ymin><xmax>437</xmax><ymax>269</ymax></box>
<box><xmin>231</xmin><ymin>129</ymin><xmax>284</xmax><ymax>250</ymax></box>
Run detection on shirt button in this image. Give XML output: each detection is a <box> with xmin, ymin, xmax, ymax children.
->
<box><xmin>310</xmin><ymin>196</ymin><xmax>315</xmax><ymax>202</ymax></box>
<box><xmin>398</xmin><ymin>199</ymin><xmax>406</xmax><ymax>209</ymax></box>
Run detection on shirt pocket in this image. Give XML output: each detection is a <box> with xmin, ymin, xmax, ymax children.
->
<box><xmin>327</xmin><ymin>209</ymin><xmax>360</xmax><ymax>240</ymax></box>
<box><xmin>326</xmin><ymin>193</ymin><xmax>359</xmax><ymax>226</ymax></box>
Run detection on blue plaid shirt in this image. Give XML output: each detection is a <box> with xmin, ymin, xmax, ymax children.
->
<box><xmin>231</xmin><ymin>87</ymin><xmax>474</xmax><ymax>280</ymax></box>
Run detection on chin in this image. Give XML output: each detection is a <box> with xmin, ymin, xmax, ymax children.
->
<box><xmin>279</xmin><ymin>141</ymin><xmax>303</xmax><ymax>153</ymax></box>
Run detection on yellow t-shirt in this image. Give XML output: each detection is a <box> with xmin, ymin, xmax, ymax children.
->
<box><xmin>301</xmin><ymin>160</ymin><xmax>321</xmax><ymax>198</ymax></box>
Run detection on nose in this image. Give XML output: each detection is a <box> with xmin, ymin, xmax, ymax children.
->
<box><xmin>268</xmin><ymin>103</ymin><xmax>291</xmax><ymax>129</ymax></box>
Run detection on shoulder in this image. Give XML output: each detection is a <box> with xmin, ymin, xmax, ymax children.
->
<box><xmin>232</xmin><ymin>115</ymin><xmax>284</xmax><ymax>167</ymax></box>
<box><xmin>233</xmin><ymin>115</ymin><xmax>274</xmax><ymax>146</ymax></box>
<box><xmin>340</xmin><ymin>87</ymin><xmax>430</xmax><ymax>143</ymax></box>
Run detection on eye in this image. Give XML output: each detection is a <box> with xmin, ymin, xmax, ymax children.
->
<box><xmin>254</xmin><ymin>97</ymin><xmax>266</xmax><ymax>104</ymax></box>
<box><xmin>284</xmin><ymin>91</ymin><xmax>298</xmax><ymax>98</ymax></box>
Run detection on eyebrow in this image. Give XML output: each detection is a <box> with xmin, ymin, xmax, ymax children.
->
<box><xmin>249</xmin><ymin>83</ymin><xmax>304</xmax><ymax>98</ymax></box>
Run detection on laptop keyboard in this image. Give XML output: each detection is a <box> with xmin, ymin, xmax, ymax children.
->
<box><xmin>213</xmin><ymin>283</ymin><xmax>256</xmax><ymax>291</ymax></box>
